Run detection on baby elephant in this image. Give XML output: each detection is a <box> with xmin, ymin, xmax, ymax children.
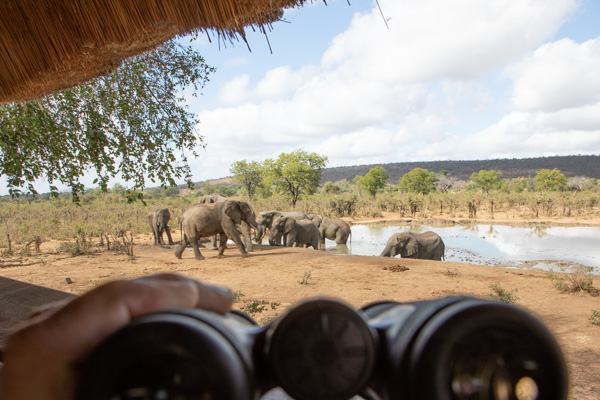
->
<box><xmin>308</xmin><ymin>214</ymin><xmax>352</xmax><ymax>246</ymax></box>
<box><xmin>146</xmin><ymin>208</ymin><xmax>174</xmax><ymax>246</ymax></box>
<box><xmin>380</xmin><ymin>231</ymin><xmax>445</xmax><ymax>260</ymax></box>
<box><xmin>269</xmin><ymin>216</ymin><xmax>320</xmax><ymax>249</ymax></box>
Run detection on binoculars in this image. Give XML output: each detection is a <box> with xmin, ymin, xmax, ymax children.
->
<box><xmin>77</xmin><ymin>296</ymin><xmax>568</xmax><ymax>400</ymax></box>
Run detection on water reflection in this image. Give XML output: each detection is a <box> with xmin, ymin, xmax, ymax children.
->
<box><xmin>320</xmin><ymin>224</ymin><xmax>600</xmax><ymax>275</ymax></box>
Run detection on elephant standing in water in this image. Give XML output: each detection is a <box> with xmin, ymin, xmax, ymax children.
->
<box><xmin>146</xmin><ymin>208</ymin><xmax>174</xmax><ymax>246</ymax></box>
<box><xmin>268</xmin><ymin>215</ymin><xmax>320</xmax><ymax>249</ymax></box>
<box><xmin>254</xmin><ymin>210</ymin><xmax>309</xmax><ymax>244</ymax></box>
<box><xmin>174</xmin><ymin>200</ymin><xmax>258</xmax><ymax>260</ymax></box>
<box><xmin>380</xmin><ymin>231</ymin><xmax>445</xmax><ymax>260</ymax></box>
<box><xmin>198</xmin><ymin>194</ymin><xmax>255</xmax><ymax>252</ymax></box>
<box><xmin>308</xmin><ymin>214</ymin><xmax>352</xmax><ymax>246</ymax></box>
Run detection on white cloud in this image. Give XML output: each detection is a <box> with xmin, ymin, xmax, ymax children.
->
<box><xmin>510</xmin><ymin>37</ymin><xmax>600</xmax><ymax>111</ymax></box>
<box><xmin>216</xmin><ymin>74</ymin><xmax>250</xmax><ymax>105</ymax></box>
<box><xmin>191</xmin><ymin>0</ymin><xmax>595</xmax><ymax>182</ymax></box>
<box><xmin>451</xmin><ymin>105</ymin><xmax>600</xmax><ymax>160</ymax></box>
<box><xmin>216</xmin><ymin>66</ymin><xmax>318</xmax><ymax>106</ymax></box>
<box><xmin>322</xmin><ymin>0</ymin><xmax>578</xmax><ymax>82</ymax></box>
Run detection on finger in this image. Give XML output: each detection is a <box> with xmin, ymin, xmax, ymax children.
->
<box><xmin>14</xmin><ymin>275</ymin><xmax>230</xmax><ymax>363</ymax></box>
<box><xmin>134</xmin><ymin>274</ymin><xmax>234</xmax><ymax>314</ymax></box>
<box><xmin>0</xmin><ymin>274</ymin><xmax>233</xmax><ymax>400</ymax></box>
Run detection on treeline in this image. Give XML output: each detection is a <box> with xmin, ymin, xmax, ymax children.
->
<box><xmin>2</xmin><ymin>150</ymin><xmax>600</xmax><ymax>252</ymax></box>
<box><xmin>1</xmin><ymin>182</ymin><xmax>599</xmax><ymax>253</ymax></box>
<box><xmin>1</xmin><ymin>161</ymin><xmax>599</xmax><ymax>251</ymax></box>
<box><xmin>321</xmin><ymin>155</ymin><xmax>600</xmax><ymax>183</ymax></box>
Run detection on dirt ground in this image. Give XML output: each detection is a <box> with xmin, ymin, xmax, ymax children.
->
<box><xmin>1</xmin><ymin>211</ymin><xmax>599</xmax><ymax>399</ymax></box>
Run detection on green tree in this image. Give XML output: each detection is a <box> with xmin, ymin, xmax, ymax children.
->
<box><xmin>322</xmin><ymin>181</ymin><xmax>342</xmax><ymax>194</ymax></box>
<box><xmin>508</xmin><ymin>177</ymin><xmax>533</xmax><ymax>193</ymax></box>
<box><xmin>398</xmin><ymin>168</ymin><xmax>438</xmax><ymax>195</ymax></box>
<box><xmin>469</xmin><ymin>170</ymin><xmax>503</xmax><ymax>193</ymax></box>
<box><xmin>263</xmin><ymin>149</ymin><xmax>328</xmax><ymax>207</ymax></box>
<box><xmin>202</xmin><ymin>184</ymin><xmax>238</xmax><ymax>197</ymax></box>
<box><xmin>230</xmin><ymin>160</ymin><xmax>263</xmax><ymax>202</ymax></box>
<box><xmin>0</xmin><ymin>40</ymin><xmax>215</xmax><ymax>202</ymax></box>
<box><xmin>355</xmin><ymin>166</ymin><xmax>389</xmax><ymax>197</ymax></box>
<box><xmin>535</xmin><ymin>168</ymin><xmax>567</xmax><ymax>191</ymax></box>
<box><xmin>111</xmin><ymin>183</ymin><xmax>127</xmax><ymax>196</ymax></box>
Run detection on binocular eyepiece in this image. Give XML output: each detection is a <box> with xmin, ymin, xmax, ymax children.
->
<box><xmin>77</xmin><ymin>296</ymin><xmax>568</xmax><ymax>400</ymax></box>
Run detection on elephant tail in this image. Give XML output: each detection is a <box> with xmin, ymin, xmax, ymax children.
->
<box><xmin>179</xmin><ymin>222</ymin><xmax>183</xmax><ymax>245</ymax></box>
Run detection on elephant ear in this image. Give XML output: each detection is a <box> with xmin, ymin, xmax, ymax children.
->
<box><xmin>403</xmin><ymin>237</ymin><xmax>420</xmax><ymax>257</ymax></box>
<box><xmin>312</xmin><ymin>215</ymin><xmax>323</xmax><ymax>226</ymax></box>
<box><xmin>225</xmin><ymin>201</ymin><xmax>242</xmax><ymax>225</ymax></box>
<box><xmin>283</xmin><ymin>218</ymin><xmax>296</xmax><ymax>235</ymax></box>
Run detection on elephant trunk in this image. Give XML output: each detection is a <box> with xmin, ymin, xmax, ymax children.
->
<box><xmin>254</xmin><ymin>225</ymin><xmax>265</xmax><ymax>242</ymax></box>
<box><xmin>268</xmin><ymin>229</ymin><xmax>282</xmax><ymax>246</ymax></box>
<box><xmin>380</xmin><ymin>244</ymin><xmax>395</xmax><ymax>257</ymax></box>
<box><xmin>246</xmin><ymin>214</ymin><xmax>258</xmax><ymax>230</ymax></box>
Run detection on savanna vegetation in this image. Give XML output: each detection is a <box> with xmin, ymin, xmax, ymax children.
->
<box><xmin>1</xmin><ymin>154</ymin><xmax>599</xmax><ymax>258</ymax></box>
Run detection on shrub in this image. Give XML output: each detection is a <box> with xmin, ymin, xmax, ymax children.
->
<box><xmin>549</xmin><ymin>268</ymin><xmax>597</xmax><ymax>295</ymax></box>
<box><xmin>489</xmin><ymin>283</ymin><xmax>519</xmax><ymax>304</ymax></box>
<box><xmin>298</xmin><ymin>270</ymin><xmax>312</xmax><ymax>285</ymax></box>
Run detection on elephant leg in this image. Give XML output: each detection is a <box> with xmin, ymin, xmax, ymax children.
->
<box><xmin>217</xmin><ymin>233</ymin><xmax>228</xmax><ymax>258</ymax></box>
<box><xmin>240</xmin><ymin>222</ymin><xmax>253</xmax><ymax>252</ymax></box>
<box><xmin>225</xmin><ymin>227</ymin><xmax>248</xmax><ymax>257</ymax></box>
<box><xmin>210</xmin><ymin>235</ymin><xmax>218</xmax><ymax>250</ymax></box>
<box><xmin>157</xmin><ymin>228</ymin><xmax>165</xmax><ymax>245</ymax></box>
<box><xmin>174</xmin><ymin>234</ymin><xmax>188</xmax><ymax>259</ymax></box>
<box><xmin>190</xmin><ymin>237</ymin><xmax>205</xmax><ymax>260</ymax></box>
<box><xmin>152</xmin><ymin>226</ymin><xmax>160</xmax><ymax>245</ymax></box>
<box><xmin>165</xmin><ymin>226</ymin><xmax>174</xmax><ymax>246</ymax></box>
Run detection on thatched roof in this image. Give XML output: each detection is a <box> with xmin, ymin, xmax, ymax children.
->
<box><xmin>0</xmin><ymin>0</ymin><xmax>308</xmax><ymax>104</ymax></box>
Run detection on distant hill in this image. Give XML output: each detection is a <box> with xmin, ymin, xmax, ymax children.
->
<box><xmin>191</xmin><ymin>155</ymin><xmax>600</xmax><ymax>188</ymax></box>
<box><xmin>320</xmin><ymin>155</ymin><xmax>600</xmax><ymax>184</ymax></box>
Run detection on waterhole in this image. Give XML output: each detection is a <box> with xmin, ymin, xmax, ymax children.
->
<box><xmin>321</xmin><ymin>224</ymin><xmax>599</xmax><ymax>275</ymax></box>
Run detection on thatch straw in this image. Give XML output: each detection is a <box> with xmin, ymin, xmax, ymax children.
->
<box><xmin>0</xmin><ymin>0</ymin><xmax>307</xmax><ymax>103</ymax></box>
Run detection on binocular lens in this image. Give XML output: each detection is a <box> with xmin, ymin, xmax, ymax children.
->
<box><xmin>78</xmin><ymin>296</ymin><xmax>567</xmax><ymax>400</ymax></box>
<box><xmin>408</xmin><ymin>300</ymin><xmax>568</xmax><ymax>400</ymax></box>
<box><xmin>269</xmin><ymin>299</ymin><xmax>377</xmax><ymax>400</ymax></box>
<box><xmin>77</xmin><ymin>312</ymin><xmax>255</xmax><ymax>400</ymax></box>
<box><xmin>110</xmin><ymin>352</ymin><xmax>213</xmax><ymax>400</ymax></box>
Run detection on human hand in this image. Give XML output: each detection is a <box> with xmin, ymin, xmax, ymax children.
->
<box><xmin>0</xmin><ymin>274</ymin><xmax>233</xmax><ymax>400</ymax></box>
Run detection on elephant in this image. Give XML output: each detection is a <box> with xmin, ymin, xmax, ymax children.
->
<box><xmin>380</xmin><ymin>231</ymin><xmax>445</xmax><ymax>260</ymax></box>
<box><xmin>198</xmin><ymin>194</ymin><xmax>255</xmax><ymax>252</ymax></box>
<box><xmin>174</xmin><ymin>199</ymin><xmax>258</xmax><ymax>260</ymax></box>
<box><xmin>254</xmin><ymin>210</ymin><xmax>309</xmax><ymax>244</ymax></box>
<box><xmin>146</xmin><ymin>208</ymin><xmax>174</xmax><ymax>246</ymax></box>
<box><xmin>198</xmin><ymin>193</ymin><xmax>228</xmax><ymax>204</ymax></box>
<box><xmin>268</xmin><ymin>216</ymin><xmax>320</xmax><ymax>249</ymax></box>
<box><xmin>308</xmin><ymin>214</ymin><xmax>352</xmax><ymax>246</ymax></box>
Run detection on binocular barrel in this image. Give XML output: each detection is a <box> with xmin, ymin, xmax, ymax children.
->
<box><xmin>77</xmin><ymin>296</ymin><xmax>568</xmax><ymax>400</ymax></box>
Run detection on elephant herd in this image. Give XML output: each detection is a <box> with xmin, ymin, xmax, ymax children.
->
<box><xmin>147</xmin><ymin>195</ymin><xmax>446</xmax><ymax>261</ymax></box>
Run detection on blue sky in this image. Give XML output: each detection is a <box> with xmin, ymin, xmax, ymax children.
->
<box><xmin>182</xmin><ymin>0</ymin><xmax>600</xmax><ymax>183</ymax></box>
<box><xmin>2</xmin><ymin>0</ymin><xmax>600</xmax><ymax>195</ymax></box>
